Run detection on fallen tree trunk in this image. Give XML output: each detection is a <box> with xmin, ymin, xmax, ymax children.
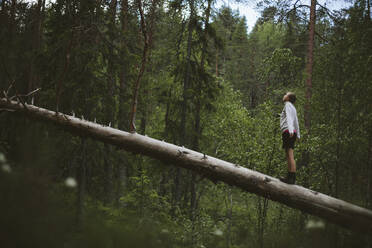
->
<box><xmin>1</xmin><ymin>98</ymin><xmax>372</xmax><ymax>234</ymax></box>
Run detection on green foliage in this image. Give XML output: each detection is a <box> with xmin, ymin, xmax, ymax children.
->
<box><xmin>259</xmin><ymin>48</ymin><xmax>302</xmax><ymax>89</ymax></box>
<box><xmin>1</xmin><ymin>0</ymin><xmax>372</xmax><ymax>247</ymax></box>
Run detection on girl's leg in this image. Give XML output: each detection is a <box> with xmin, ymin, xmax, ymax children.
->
<box><xmin>286</xmin><ymin>148</ymin><xmax>296</xmax><ymax>172</ymax></box>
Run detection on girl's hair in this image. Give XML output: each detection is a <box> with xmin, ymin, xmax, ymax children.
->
<box><xmin>287</xmin><ymin>92</ymin><xmax>296</xmax><ymax>104</ymax></box>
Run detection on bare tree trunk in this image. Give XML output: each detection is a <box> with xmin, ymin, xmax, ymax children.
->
<box><xmin>55</xmin><ymin>32</ymin><xmax>73</xmax><ymax>113</ymax></box>
<box><xmin>3</xmin><ymin>99</ymin><xmax>372</xmax><ymax>234</ymax></box>
<box><xmin>118</xmin><ymin>0</ymin><xmax>129</xmax><ymax>131</ymax></box>
<box><xmin>139</xmin><ymin>89</ymin><xmax>148</xmax><ymax>135</ymax></box>
<box><xmin>301</xmin><ymin>0</ymin><xmax>316</xmax><ymax>191</ymax></box>
<box><xmin>160</xmin><ymin>88</ymin><xmax>172</xmax><ymax>198</ymax></box>
<box><xmin>115</xmin><ymin>0</ymin><xmax>130</xmax><ymax>207</ymax></box>
<box><xmin>138</xmin><ymin>101</ymin><xmax>148</xmax><ymax>216</ymax></box>
<box><xmin>215</xmin><ymin>50</ymin><xmax>219</xmax><ymax>77</ymax></box>
<box><xmin>170</xmin><ymin>20</ymin><xmax>186</xmax><ymax>209</ymax></box>
<box><xmin>200</xmin><ymin>0</ymin><xmax>211</xmax><ymax>69</ymax></box>
<box><xmin>173</xmin><ymin>168</ymin><xmax>182</xmax><ymax>209</ymax></box>
<box><xmin>28</xmin><ymin>0</ymin><xmax>45</xmax><ymax>102</ymax></box>
<box><xmin>226</xmin><ymin>188</ymin><xmax>233</xmax><ymax>248</ymax></box>
<box><xmin>190</xmin><ymin>1</ymin><xmax>212</xmax><ymax>242</ymax></box>
<box><xmin>250</xmin><ymin>46</ymin><xmax>257</xmax><ymax>109</ymax></box>
<box><xmin>190</xmin><ymin>171</ymin><xmax>197</xmax><ymax>245</ymax></box>
<box><xmin>194</xmin><ymin>0</ymin><xmax>211</xmax><ymax>149</ymax></box>
<box><xmin>304</xmin><ymin>0</ymin><xmax>316</xmax><ymax>130</ymax></box>
<box><xmin>9</xmin><ymin>0</ymin><xmax>16</xmax><ymax>43</ymax></box>
<box><xmin>175</xmin><ymin>0</ymin><xmax>195</xmax><ymax>209</ymax></box>
<box><xmin>77</xmin><ymin>139</ymin><xmax>87</xmax><ymax>226</ymax></box>
<box><xmin>257</xmin><ymin>196</ymin><xmax>269</xmax><ymax>248</ymax></box>
<box><xmin>335</xmin><ymin>80</ymin><xmax>343</xmax><ymax>198</ymax></box>
<box><xmin>257</xmin><ymin>131</ymin><xmax>276</xmax><ymax>248</ymax></box>
<box><xmin>367</xmin><ymin>130</ymin><xmax>372</xmax><ymax>209</ymax></box>
<box><xmin>129</xmin><ymin>0</ymin><xmax>157</xmax><ymax>132</ymax></box>
<box><xmin>106</xmin><ymin>0</ymin><xmax>117</xmax><ymax>120</ymax></box>
<box><xmin>4</xmin><ymin>0</ymin><xmax>17</xmax><ymax>83</ymax></box>
<box><xmin>103</xmin><ymin>144</ymin><xmax>114</xmax><ymax>205</ymax></box>
<box><xmin>367</xmin><ymin>129</ymin><xmax>372</xmax><ymax>247</ymax></box>
<box><xmin>115</xmin><ymin>157</ymin><xmax>127</xmax><ymax>207</ymax></box>
<box><xmin>159</xmin><ymin>169</ymin><xmax>168</xmax><ymax>197</ymax></box>
<box><xmin>129</xmin><ymin>33</ymin><xmax>148</xmax><ymax>132</ymax></box>
<box><xmin>103</xmin><ymin>0</ymin><xmax>118</xmax><ymax>207</ymax></box>
<box><xmin>331</xmin><ymin>64</ymin><xmax>345</xmax><ymax>248</ymax></box>
<box><xmin>250</xmin><ymin>88</ymin><xmax>257</xmax><ymax>109</ymax></box>
<box><xmin>180</xmin><ymin>0</ymin><xmax>195</xmax><ymax>145</ymax></box>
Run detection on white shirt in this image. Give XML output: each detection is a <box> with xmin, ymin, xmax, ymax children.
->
<box><xmin>280</xmin><ymin>101</ymin><xmax>300</xmax><ymax>139</ymax></box>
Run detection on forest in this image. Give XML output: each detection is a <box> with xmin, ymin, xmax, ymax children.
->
<box><xmin>0</xmin><ymin>0</ymin><xmax>372</xmax><ymax>247</ymax></box>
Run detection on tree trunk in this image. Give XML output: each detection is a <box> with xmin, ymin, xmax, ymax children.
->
<box><xmin>129</xmin><ymin>0</ymin><xmax>157</xmax><ymax>132</ymax></box>
<box><xmin>106</xmin><ymin>0</ymin><xmax>117</xmax><ymax>119</ymax></box>
<box><xmin>9</xmin><ymin>0</ymin><xmax>16</xmax><ymax>43</ymax></box>
<box><xmin>160</xmin><ymin>89</ymin><xmax>172</xmax><ymax>198</ymax></box>
<box><xmin>367</xmin><ymin>128</ymin><xmax>372</xmax><ymax>247</ymax></box>
<box><xmin>103</xmin><ymin>0</ymin><xmax>118</xmax><ymax>206</ymax></box>
<box><xmin>170</xmin><ymin>19</ymin><xmax>186</xmax><ymax>208</ymax></box>
<box><xmin>301</xmin><ymin>0</ymin><xmax>316</xmax><ymax>190</ymax></box>
<box><xmin>129</xmin><ymin>36</ymin><xmax>148</xmax><ymax>132</ymax></box>
<box><xmin>194</xmin><ymin>0</ymin><xmax>212</xmax><ymax>150</ymax></box>
<box><xmin>335</xmin><ymin>79</ymin><xmax>343</xmax><ymax>198</ymax></box>
<box><xmin>77</xmin><ymin>139</ymin><xmax>87</xmax><ymax>226</ymax></box>
<box><xmin>226</xmin><ymin>188</ymin><xmax>233</xmax><ymax>248</ymax></box>
<box><xmin>118</xmin><ymin>0</ymin><xmax>129</xmax><ymax>132</ymax></box>
<box><xmin>116</xmin><ymin>0</ymin><xmax>130</xmax><ymax>206</ymax></box>
<box><xmin>2</xmin><ymin>98</ymin><xmax>372</xmax><ymax>234</ymax></box>
<box><xmin>103</xmin><ymin>144</ymin><xmax>114</xmax><ymax>205</ymax></box>
<box><xmin>190</xmin><ymin>171</ymin><xmax>197</xmax><ymax>245</ymax></box>
<box><xmin>190</xmin><ymin>1</ymin><xmax>212</xmax><ymax>241</ymax></box>
<box><xmin>173</xmin><ymin>167</ymin><xmax>182</xmax><ymax>208</ymax></box>
<box><xmin>28</xmin><ymin>0</ymin><xmax>45</xmax><ymax>102</ymax></box>
<box><xmin>180</xmin><ymin>0</ymin><xmax>195</xmax><ymax>145</ymax></box>
<box><xmin>304</xmin><ymin>0</ymin><xmax>316</xmax><ymax>130</ymax></box>
<box><xmin>215</xmin><ymin>50</ymin><xmax>219</xmax><ymax>77</ymax></box>
<box><xmin>200</xmin><ymin>0</ymin><xmax>211</xmax><ymax>69</ymax></box>
<box><xmin>367</xmin><ymin>130</ymin><xmax>372</xmax><ymax>209</ymax></box>
<box><xmin>55</xmin><ymin>32</ymin><xmax>73</xmax><ymax>113</ymax></box>
<box><xmin>257</xmin><ymin>196</ymin><xmax>269</xmax><ymax>248</ymax></box>
<box><xmin>175</xmin><ymin>0</ymin><xmax>195</xmax><ymax>209</ymax></box>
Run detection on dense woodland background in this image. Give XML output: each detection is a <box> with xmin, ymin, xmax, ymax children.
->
<box><xmin>0</xmin><ymin>0</ymin><xmax>372</xmax><ymax>247</ymax></box>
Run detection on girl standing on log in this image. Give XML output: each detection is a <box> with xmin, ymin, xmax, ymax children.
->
<box><xmin>279</xmin><ymin>92</ymin><xmax>300</xmax><ymax>184</ymax></box>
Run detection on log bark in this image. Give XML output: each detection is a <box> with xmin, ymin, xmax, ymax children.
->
<box><xmin>1</xmin><ymin>98</ymin><xmax>372</xmax><ymax>234</ymax></box>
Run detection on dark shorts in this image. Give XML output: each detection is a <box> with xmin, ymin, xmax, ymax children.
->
<box><xmin>282</xmin><ymin>131</ymin><xmax>297</xmax><ymax>150</ymax></box>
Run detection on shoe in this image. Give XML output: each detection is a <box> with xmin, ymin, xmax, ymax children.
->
<box><xmin>280</xmin><ymin>172</ymin><xmax>296</xmax><ymax>185</ymax></box>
